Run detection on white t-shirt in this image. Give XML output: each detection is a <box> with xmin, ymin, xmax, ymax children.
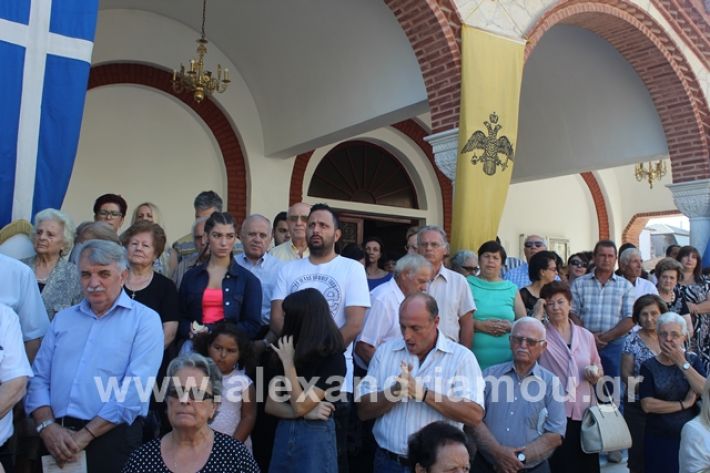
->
<box><xmin>273</xmin><ymin>255</ymin><xmax>371</xmax><ymax>393</ymax></box>
<box><xmin>0</xmin><ymin>303</ymin><xmax>33</xmax><ymax>445</ymax></box>
<box><xmin>210</xmin><ymin>369</ymin><xmax>252</xmax><ymax>450</ymax></box>
<box><xmin>679</xmin><ymin>416</ymin><xmax>710</xmax><ymax>473</ymax></box>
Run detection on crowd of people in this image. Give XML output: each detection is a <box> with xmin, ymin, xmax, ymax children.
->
<box><xmin>0</xmin><ymin>189</ymin><xmax>708</xmax><ymax>473</ymax></box>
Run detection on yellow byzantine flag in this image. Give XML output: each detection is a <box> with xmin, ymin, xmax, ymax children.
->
<box><xmin>451</xmin><ymin>26</ymin><xmax>525</xmax><ymax>253</ymax></box>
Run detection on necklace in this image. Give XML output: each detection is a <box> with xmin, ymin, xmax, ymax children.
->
<box><xmin>125</xmin><ymin>270</ymin><xmax>153</xmax><ymax>299</ymax></box>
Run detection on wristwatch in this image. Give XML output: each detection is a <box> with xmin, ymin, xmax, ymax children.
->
<box><xmin>36</xmin><ymin>419</ymin><xmax>55</xmax><ymax>434</ymax></box>
<box><xmin>516</xmin><ymin>451</ymin><xmax>527</xmax><ymax>464</ymax></box>
<box><xmin>682</xmin><ymin>362</ymin><xmax>690</xmax><ymax>370</ymax></box>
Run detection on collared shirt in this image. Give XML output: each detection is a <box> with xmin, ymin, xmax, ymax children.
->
<box><xmin>269</xmin><ymin>240</ymin><xmax>309</xmax><ymax>262</ymax></box>
<box><xmin>628</xmin><ymin>276</ymin><xmax>659</xmax><ymax>301</ymax></box>
<box><xmin>355</xmin><ymin>278</ymin><xmax>405</xmax><ymax>369</ymax></box>
<box><xmin>0</xmin><ymin>304</ymin><xmax>33</xmax><ymax>445</ymax></box>
<box><xmin>273</xmin><ymin>255</ymin><xmax>370</xmax><ymax>392</ymax></box>
<box><xmin>504</xmin><ymin>263</ymin><xmax>531</xmax><ymax>289</ymax></box>
<box><xmin>25</xmin><ymin>291</ymin><xmax>164</xmax><ymax>425</ymax></box>
<box><xmin>571</xmin><ymin>272</ymin><xmax>634</xmax><ymax>333</ymax></box>
<box><xmin>357</xmin><ymin>331</ymin><xmax>485</xmax><ymax>455</ymax></box>
<box><xmin>427</xmin><ymin>266</ymin><xmax>475</xmax><ymax>341</ymax></box>
<box><xmin>481</xmin><ymin>361</ymin><xmax>566</xmax><ymax>467</ymax></box>
<box><xmin>235</xmin><ymin>252</ymin><xmax>280</xmax><ymax>325</ymax></box>
<box><xmin>0</xmin><ymin>253</ymin><xmax>49</xmax><ymax>341</ymax></box>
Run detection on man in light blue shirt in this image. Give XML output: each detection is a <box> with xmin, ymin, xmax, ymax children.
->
<box><xmin>504</xmin><ymin>234</ymin><xmax>548</xmax><ymax>288</ymax></box>
<box><xmin>25</xmin><ymin>240</ymin><xmax>163</xmax><ymax>473</ymax></box>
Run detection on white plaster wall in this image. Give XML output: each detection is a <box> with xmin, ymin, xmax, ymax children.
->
<box><xmin>498</xmin><ymin>174</ymin><xmax>597</xmax><ymax>258</ymax></box>
<box><xmin>302</xmin><ymin>128</ymin><xmax>444</xmax><ymax>225</ymax></box>
<box><xmin>64</xmin><ymin>85</ymin><xmax>226</xmax><ymax>241</ymax></box>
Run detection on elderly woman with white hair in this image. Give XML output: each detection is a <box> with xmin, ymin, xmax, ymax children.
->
<box><xmin>122</xmin><ymin>352</ymin><xmax>259</xmax><ymax>472</ymax></box>
<box><xmin>679</xmin><ymin>377</ymin><xmax>710</xmax><ymax>473</ymax></box>
<box><xmin>21</xmin><ymin>208</ymin><xmax>82</xmax><ymax>319</ymax></box>
<box><xmin>449</xmin><ymin>250</ymin><xmax>478</xmax><ymax>278</ymax></box>
<box><xmin>640</xmin><ymin>312</ymin><xmax>707</xmax><ymax>473</ymax></box>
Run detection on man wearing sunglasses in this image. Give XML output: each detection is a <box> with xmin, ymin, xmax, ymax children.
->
<box><xmin>470</xmin><ymin>318</ymin><xmax>566</xmax><ymax>473</ymax></box>
<box><xmin>270</xmin><ymin>202</ymin><xmax>311</xmax><ymax>262</ymax></box>
<box><xmin>505</xmin><ymin>235</ymin><xmax>549</xmax><ymax>289</ymax></box>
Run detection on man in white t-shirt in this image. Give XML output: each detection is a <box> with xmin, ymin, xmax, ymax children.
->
<box><xmin>271</xmin><ymin>203</ymin><xmax>370</xmax><ymax>473</ymax></box>
<box><xmin>417</xmin><ymin>226</ymin><xmax>475</xmax><ymax>345</ymax></box>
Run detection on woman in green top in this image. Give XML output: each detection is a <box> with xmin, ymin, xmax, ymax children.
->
<box><xmin>468</xmin><ymin>240</ymin><xmax>526</xmax><ymax>369</ymax></box>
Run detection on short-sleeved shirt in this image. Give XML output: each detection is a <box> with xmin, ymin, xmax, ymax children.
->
<box><xmin>235</xmin><ymin>253</ymin><xmax>280</xmax><ymax>325</ymax></box>
<box><xmin>357</xmin><ymin>331</ymin><xmax>484</xmax><ymax>455</ymax></box>
<box><xmin>209</xmin><ymin>369</ymin><xmax>253</xmax><ymax>449</ymax></box>
<box><xmin>427</xmin><ymin>266</ymin><xmax>475</xmax><ymax>342</ymax></box>
<box><xmin>571</xmin><ymin>271</ymin><xmax>634</xmax><ymax>334</ymax></box>
<box><xmin>356</xmin><ymin>278</ymin><xmax>405</xmax><ymax>369</ymax></box>
<box><xmin>270</xmin><ymin>351</ymin><xmax>346</xmax><ymax>404</ymax></box>
<box><xmin>622</xmin><ymin>331</ymin><xmax>657</xmax><ymax>401</ymax></box>
<box><xmin>0</xmin><ymin>304</ymin><xmax>33</xmax><ymax>445</ymax></box>
<box><xmin>639</xmin><ymin>352</ymin><xmax>706</xmax><ymax>437</ymax></box>
<box><xmin>124</xmin><ymin>272</ymin><xmax>179</xmax><ymax>323</ymax></box>
<box><xmin>0</xmin><ymin>253</ymin><xmax>50</xmax><ymax>341</ymax></box>
<box><xmin>480</xmin><ymin>361</ymin><xmax>567</xmax><ymax>468</ymax></box>
<box><xmin>121</xmin><ymin>431</ymin><xmax>259</xmax><ymax>473</ymax></box>
<box><xmin>272</xmin><ymin>255</ymin><xmax>370</xmax><ymax>393</ymax></box>
<box><xmin>269</xmin><ymin>241</ymin><xmax>309</xmax><ymax>262</ymax></box>
<box><xmin>629</xmin><ymin>277</ymin><xmax>659</xmax><ymax>301</ymax></box>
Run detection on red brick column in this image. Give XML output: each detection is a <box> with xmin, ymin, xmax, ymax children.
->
<box><xmin>580</xmin><ymin>172</ymin><xmax>611</xmax><ymax>240</ymax></box>
<box><xmin>622</xmin><ymin>210</ymin><xmax>681</xmax><ymax>246</ymax></box>
<box><xmin>88</xmin><ymin>63</ymin><xmax>248</xmax><ymax>223</ymax></box>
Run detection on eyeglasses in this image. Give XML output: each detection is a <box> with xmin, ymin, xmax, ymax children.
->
<box><xmin>287</xmin><ymin>215</ymin><xmax>309</xmax><ymax>223</ymax></box>
<box><xmin>524</xmin><ymin>241</ymin><xmax>545</xmax><ymax>249</ymax></box>
<box><xmin>510</xmin><ymin>335</ymin><xmax>546</xmax><ymax>347</ymax></box>
<box><xmin>462</xmin><ymin>265</ymin><xmax>479</xmax><ymax>274</ymax></box>
<box><xmin>569</xmin><ymin>259</ymin><xmax>584</xmax><ymax>267</ymax></box>
<box><xmin>96</xmin><ymin>210</ymin><xmax>123</xmax><ymax>219</ymax></box>
<box><xmin>405</xmin><ymin>244</ymin><xmax>418</xmax><ymax>251</ymax></box>
<box><xmin>166</xmin><ymin>387</ymin><xmax>215</xmax><ymax>402</ymax></box>
<box><xmin>658</xmin><ymin>331</ymin><xmax>684</xmax><ymax>340</ymax></box>
<box><xmin>419</xmin><ymin>242</ymin><xmax>444</xmax><ymax>249</ymax></box>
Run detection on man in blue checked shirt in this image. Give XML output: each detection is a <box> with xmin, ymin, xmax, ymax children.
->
<box><xmin>25</xmin><ymin>240</ymin><xmax>163</xmax><ymax>473</ymax></box>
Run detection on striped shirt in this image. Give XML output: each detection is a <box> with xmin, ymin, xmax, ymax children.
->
<box><xmin>571</xmin><ymin>271</ymin><xmax>634</xmax><ymax>333</ymax></box>
<box><xmin>357</xmin><ymin>331</ymin><xmax>484</xmax><ymax>455</ymax></box>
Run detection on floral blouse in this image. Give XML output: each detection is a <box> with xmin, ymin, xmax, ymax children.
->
<box><xmin>21</xmin><ymin>256</ymin><xmax>83</xmax><ymax>320</ymax></box>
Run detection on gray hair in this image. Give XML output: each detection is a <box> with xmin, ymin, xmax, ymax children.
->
<box><xmin>619</xmin><ymin>248</ymin><xmax>642</xmax><ymax>266</ymax></box>
<box><xmin>76</xmin><ymin>239</ymin><xmax>129</xmax><ymax>271</ymax></box>
<box><xmin>166</xmin><ymin>352</ymin><xmax>223</xmax><ymax>399</ymax></box>
<box><xmin>417</xmin><ymin>225</ymin><xmax>449</xmax><ymax>248</ymax></box>
<box><xmin>400</xmin><ymin>293</ymin><xmax>439</xmax><ymax>321</ymax></box>
<box><xmin>450</xmin><ymin>250</ymin><xmax>476</xmax><ymax>272</ymax></box>
<box><xmin>33</xmin><ymin>208</ymin><xmax>75</xmax><ymax>255</ymax></box>
<box><xmin>193</xmin><ymin>191</ymin><xmax>223</xmax><ymax>212</ymax></box>
<box><xmin>394</xmin><ymin>254</ymin><xmax>432</xmax><ymax>278</ymax></box>
<box><xmin>511</xmin><ymin>317</ymin><xmax>546</xmax><ymax>340</ymax></box>
<box><xmin>657</xmin><ymin>311</ymin><xmax>689</xmax><ymax>337</ymax></box>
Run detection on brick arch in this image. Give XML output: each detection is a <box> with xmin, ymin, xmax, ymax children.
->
<box><xmin>288</xmin><ymin>119</ymin><xmax>453</xmax><ymax>233</ymax></box>
<box><xmin>526</xmin><ymin>1</ymin><xmax>710</xmax><ymax>184</ymax></box>
<box><xmin>580</xmin><ymin>172</ymin><xmax>611</xmax><ymax>240</ymax></box>
<box><xmin>384</xmin><ymin>0</ymin><xmax>462</xmax><ymax>133</ymax></box>
<box><xmin>87</xmin><ymin>63</ymin><xmax>247</xmax><ymax>223</ymax></box>
<box><xmin>622</xmin><ymin>210</ymin><xmax>682</xmax><ymax>246</ymax></box>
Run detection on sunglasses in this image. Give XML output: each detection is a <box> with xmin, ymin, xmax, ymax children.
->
<box><xmin>524</xmin><ymin>241</ymin><xmax>545</xmax><ymax>249</ymax></box>
<box><xmin>166</xmin><ymin>386</ymin><xmax>215</xmax><ymax>402</ymax></box>
<box><xmin>510</xmin><ymin>335</ymin><xmax>546</xmax><ymax>347</ymax></box>
<box><xmin>287</xmin><ymin>215</ymin><xmax>309</xmax><ymax>223</ymax></box>
<box><xmin>462</xmin><ymin>265</ymin><xmax>479</xmax><ymax>274</ymax></box>
<box><xmin>569</xmin><ymin>259</ymin><xmax>585</xmax><ymax>267</ymax></box>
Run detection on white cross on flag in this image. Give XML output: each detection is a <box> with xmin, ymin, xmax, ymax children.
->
<box><xmin>0</xmin><ymin>0</ymin><xmax>98</xmax><ymax>226</ymax></box>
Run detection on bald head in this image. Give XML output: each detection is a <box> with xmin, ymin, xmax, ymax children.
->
<box><xmin>241</xmin><ymin>213</ymin><xmax>272</xmax><ymax>261</ymax></box>
<box><xmin>287</xmin><ymin>202</ymin><xmax>311</xmax><ymax>243</ymax></box>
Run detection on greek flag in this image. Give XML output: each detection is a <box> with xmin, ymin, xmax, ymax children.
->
<box><xmin>0</xmin><ymin>0</ymin><xmax>98</xmax><ymax>226</ymax></box>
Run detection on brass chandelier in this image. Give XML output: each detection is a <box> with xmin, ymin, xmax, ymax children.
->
<box><xmin>634</xmin><ymin>160</ymin><xmax>667</xmax><ymax>189</ymax></box>
<box><xmin>172</xmin><ymin>0</ymin><xmax>230</xmax><ymax>103</ymax></box>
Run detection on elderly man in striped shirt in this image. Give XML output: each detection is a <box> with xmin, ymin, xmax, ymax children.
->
<box><xmin>357</xmin><ymin>293</ymin><xmax>484</xmax><ymax>473</ymax></box>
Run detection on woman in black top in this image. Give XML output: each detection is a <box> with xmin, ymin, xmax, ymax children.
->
<box><xmin>265</xmin><ymin>288</ymin><xmax>345</xmax><ymax>473</ymax></box>
<box><xmin>519</xmin><ymin>251</ymin><xmax>561</xmax><ymax>318</ymax></box>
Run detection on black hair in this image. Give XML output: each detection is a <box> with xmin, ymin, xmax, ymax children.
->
<box><xmin>199</xmin><ymin>211</ymin><xmax>236</xmax><ymax>260</ymax></box>
<box><xmin>309</xmin><ymin>203</ymin><xmax>340</xmax><ymax>230</ymax></box>
<box><xmin>632</xmin><ymin>294</ymin><xmax>668</xmax><ymax>325</ymax></box>
<box><xmin>340</xmin><ymin>242</ymin><xmax>365</xmax><ymax>261</ymax></box>
<box><xmin>193</xmin><ymin>322</ymin><xmax>254</xmax><ymax>370</ymax></box>
<box><xmin>281</xmin><ymin>288</ymin><xmax>344</xmax><ymax>366</ymax></box>
<box><xmin>93</xmin><ymin>193</ymin><xmax>127</xmax><ymax>217</ymax></box>
<box><xmin>665</xmin><ymin>244</ymin><xmax>680</xmax><ymax>257</ymax></box>
<box><xmin>273</xmin><ymin>211</ymin><xmax>287</xmax><ymax>230</ymax></box>
<box><xmin>477</xmin><ymin>240</ymin><xmax>507</xmax><ymax>266</ymax></box>
<box><xmin>528</xmin><ymin>250</ymin><xmax>559</xmax><ymax>282</ymax></box>
<box><xmin>364</xmin><ymin>236</ymin><xmax>386</xmax><ymax>268</ymax></box>
<box><xmin>407</xmin><ymin>421</ymin><xmax>470</xmax><ymax>472</ymax></box>
<box><xmin>593</xmin><ymin>240</ymin><xmax>617</xmax><ymax>256</ymax></box>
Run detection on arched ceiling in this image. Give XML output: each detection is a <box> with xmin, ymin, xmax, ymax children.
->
<box><xmin>515</xmin><ymin>25</ymin><xmax>668</xmax><ymax>183</ymax></box>
<box><xmin>98</xmin><ymin>0</ymin><xmax>429</xmax><ymax>157</ymax></box>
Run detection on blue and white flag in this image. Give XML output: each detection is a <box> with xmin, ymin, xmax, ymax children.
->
<box><xmin>0</xmin><ymin>0</ymin><xmax>98</xmax><ymax>226</ymax></box>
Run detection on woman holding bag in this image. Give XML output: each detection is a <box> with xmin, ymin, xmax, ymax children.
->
<box><xmin>537</xmin><ymin>281</ymin><xmax>603</xmax><ymax>473</ymax></box>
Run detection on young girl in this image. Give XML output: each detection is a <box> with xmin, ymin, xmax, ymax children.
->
<box><xmin>194</xmin><ymin>322</ymin><xmax>256</xmax><ymax>450</ymax></box>
<box><xmin>265</xmin><ymin>288</ymin><xmax>345</xmax><ymax>473</ymax></box>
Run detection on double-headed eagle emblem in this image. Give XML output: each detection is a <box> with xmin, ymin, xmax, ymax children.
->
<box><xmin>461</xmin><ymin>113</ymin><xmax>514</xmax><ymax>176</ymax></box>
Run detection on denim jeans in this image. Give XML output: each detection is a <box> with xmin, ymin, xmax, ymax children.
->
<box><xmin>599</xmin><ymin>337</ymin><xmax>626</xmax><ymax>409</ymax></box>
<box><xmin>269</xmin><ymin>417</ymin><xmax>337</xmax><ymax>473</ymax></box>
<box><xmin>373</xmin><ymin>447</ymin><xmax>410</xmax><ymax>473</ymax></box>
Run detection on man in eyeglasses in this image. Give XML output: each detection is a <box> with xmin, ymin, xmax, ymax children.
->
<box><xmin>504</xmin><ymin>234</ymin><xmax>548</xmax><ymax>289</ymax></box>
<box><xmin>269</xmin><ymin>202</ymin><xmax>311</xmax><ymax>261</ymax></box>
<box><xmin>25</xmin><ymin>240</ymin><xmax>163</xmax><ymax>472</ymax></box>
<box><xmin>470</xmin><ymin>318</ymin><xmax>566</xmax><ymax>473</ymax></box>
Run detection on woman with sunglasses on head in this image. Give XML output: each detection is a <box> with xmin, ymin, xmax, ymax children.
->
<box><xmin>179</xmin><ymin>212</ymin><xmax>263</xmax><ymax>345</ymax></box>
<box><xmin>122</xmin><ymin>353</ymin><xmax>260</xmax><ymax>472</ymax></box>
<box><xmin>676</xmin><ymin>245</ymin><xmax>710</xmax><ymax>373</ymax></box>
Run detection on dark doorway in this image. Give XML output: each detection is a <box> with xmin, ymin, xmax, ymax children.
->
<box><xmin>337</xmin><ymin>212</ymin><xmax>421</xmax><ymax>261</ymax></box>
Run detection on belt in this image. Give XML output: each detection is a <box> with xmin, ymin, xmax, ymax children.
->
<box><xmin>380</xmin><ymin>447</ymin><xmax>409</xmax><ymax>466</ymax></box>
<box><xmin>55</xmin><ymin>416</ymin><xmax>90</xmax><ymax>431</ymax></box>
